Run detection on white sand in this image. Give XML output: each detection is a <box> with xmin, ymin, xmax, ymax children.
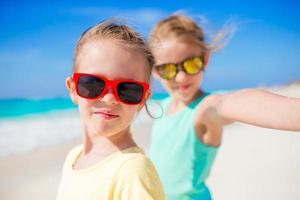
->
<box><xmin>0</xmin><ymin>139</ymin><xmax>81</xmax><ymax>200</ymax></box>
<box><xmin>0</xmin><ymin>84</ymin><xmax>299</xmax><ymax>200</ymax></box>
<box><xmin>207</xmin><ymin>123</ymin><xmax>300</xmax><ymax>200</ymax></box>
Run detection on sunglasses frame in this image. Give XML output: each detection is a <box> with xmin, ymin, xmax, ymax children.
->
<box><xmin>72</xmin><ymin>73</ymin><xmax>150</xmax><ymax>105</ymax></box>
<box><xmin>154</xmin><ymin>56</ymin><xmax>204</xmax><ymax>80</ymax></box>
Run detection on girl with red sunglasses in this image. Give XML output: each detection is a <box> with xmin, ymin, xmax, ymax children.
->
<box><xmin>56</xmin><ymin>20</ymin><xmax>164</xmax><ymax>200</ymax></box>
<box><xmin>148</xmin><ymin>14</ymin><xmax>300</xmax><ymax>200</ymax></box>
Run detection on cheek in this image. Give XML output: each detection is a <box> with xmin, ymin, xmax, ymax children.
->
<box><xmin>191</xmin><ymin>73</ymin><xmax>203</xmax><ymax>86</ymax></box>
<box><xmin>121</xmin><ymin>105</ymin><xmax>139</xmax><ymax>122</ymax></box>
<box><xmin>77</xmin><ymin>99</ymin><xmax>93</xmax><ymax>120</ymax></box>
<box><xmin>160</xmin><ymin>80</ymin><xmax>174</xmax><ymax>91</ymax></box>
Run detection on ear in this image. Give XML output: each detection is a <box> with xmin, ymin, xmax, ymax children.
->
<box><xmin>66</xmin><ymin>77</ymin><xmax>78</xmax><ymax>105</ymax></box>
<box><xmin>137</xmin><ymin>89</ymin><xmax>152</xmax><ymax>111</ymax></box>
<box><xmin>202</xmin><ymin>52</ymin><xmax>210</xmax><ymax>70</ymax></box>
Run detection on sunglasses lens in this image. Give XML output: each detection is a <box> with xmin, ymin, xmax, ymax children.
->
<box><xmin>156</xmin><ymin>64</ymin><xmax>177</xmax><ymax>80</ymax></box>
<box><xmin>183</xmin><ymin>57</ymin><xmax>203</xmax><ymax>75</ymax></box>
<box><xmin>77</xmin><ymin>75</ymin><xmax>105</xmax><ymax>98</ymax></box>
<box><xmin>117</xmin><ymin>82</ymin><xmax>144</xmax><ymax>104</ymax></box>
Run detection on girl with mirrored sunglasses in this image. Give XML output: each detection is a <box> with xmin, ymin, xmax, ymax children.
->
<box><xmin>148</xmin><ymin>14</ymin><xmax>300</xmax><ymax>200</ymax></box>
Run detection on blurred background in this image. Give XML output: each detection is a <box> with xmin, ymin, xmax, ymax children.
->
<box><xmin>1</xmin><ymin>0</ymin><xmax>299</xmax><ymax>99</ymax></box>
<box><xmin>0</xmin><ymin>1</ymin><xmax>299</xmax><ymax>200</ymax></box>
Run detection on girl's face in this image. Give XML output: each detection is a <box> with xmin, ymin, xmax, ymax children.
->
<box><xmin>153</xmin><ymin>38</ymin><xmax>208</xmax><ymax>103</ymax></box>
<box><xmin>67</xmin><ymin>39</ymin><xmax>149</xmax><ymax>138</ymax></box>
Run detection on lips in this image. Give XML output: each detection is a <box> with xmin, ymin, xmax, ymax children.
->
<box><xmin>175</xmin><ymin>84</ymin><xmax>190</xmax><ymax>91</ymax></box>
<box><xmin>93</xmin><ymin>110</ymin><xmax>119</xmax><ymax>120</ymax></box>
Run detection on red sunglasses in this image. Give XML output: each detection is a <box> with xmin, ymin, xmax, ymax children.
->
<box><xmin>72</xmin><ymin>73</ymin><xmax>150</xmax><ymax>105</ymax></box>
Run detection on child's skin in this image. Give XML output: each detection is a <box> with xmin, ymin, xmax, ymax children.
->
<box><xmin>66</xmin><ymin>39</ymin><xmax>149</xmax><ymax>169</ymax></box>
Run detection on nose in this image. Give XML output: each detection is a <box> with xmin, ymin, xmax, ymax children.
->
<box><xmin>174</xmin><ymin>70</ymin><xmax>188</xmax><ymax>83</ymax></box>
<box><xmin>100</xmin><ymin>87</ymin><xmax>118</xmax><ymax>105</ymax></box>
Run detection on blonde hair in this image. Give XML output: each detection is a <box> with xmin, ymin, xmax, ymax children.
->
<box><xmin>149</xmin><ymin>14</ymin><xmax>234</xmax><ymax>53</ymax></box>
<box><xmin>73</xmin><ymin>19</ymin><xmax>154</xmax><ymax>82</ymax></box>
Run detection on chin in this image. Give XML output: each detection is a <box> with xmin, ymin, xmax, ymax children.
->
<box><xmin>183</xmin><ymin>96</ymin><xmax>194</xmax><ymax>103</ymax></box>
<box><xmin>89</xmin><ymin>123</ymin><xmax>116</xmax><ymax>137</ymax></box>
<box><xmin>177</xmin><ymin>90</ymin><xmax>198</xmax><ymax>103</ymax></box>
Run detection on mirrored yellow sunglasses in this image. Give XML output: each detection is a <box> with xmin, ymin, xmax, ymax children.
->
<box><xmin>154</xmin><ymin>56</ymin><xmax>204</xmax><ymax>80</ymax></box>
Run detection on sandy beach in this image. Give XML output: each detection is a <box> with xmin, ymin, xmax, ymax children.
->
<box><xmin>1</xmin><ymin>83</ymin><xmax>300</xmax><ymax>200</ymax></box>
<box><xmin>0</xmin><ymin>139</ymin><xmax>82</xmax><ymax>200</ymax></box>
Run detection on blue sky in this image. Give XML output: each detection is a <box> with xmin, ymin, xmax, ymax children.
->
<box><xmin>0</xmin><ymin>0</ymin><xmax>299</xmax><ymax>98</ymax></box>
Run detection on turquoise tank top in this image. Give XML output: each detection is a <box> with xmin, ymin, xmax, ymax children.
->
<box><xmin>149</xmin><ymin>94</ymin><xmax>218</xmax><ymax>200</ymax></box>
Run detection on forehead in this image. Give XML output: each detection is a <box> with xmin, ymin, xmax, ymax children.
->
<box><xmin>76</xmin><ymin>39</ymin><xmax>148</xmax><ymax>81</ymax></box>
<box><xmin>153</xmin><ymin>38</ymin><xmax>202</xmax><ymax>65</ymax></box>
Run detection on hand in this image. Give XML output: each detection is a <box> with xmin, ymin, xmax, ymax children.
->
<box><xmin>194</xmin><ymin>95</ymin><xmax>231</xmax><ymax>147</ymax></box>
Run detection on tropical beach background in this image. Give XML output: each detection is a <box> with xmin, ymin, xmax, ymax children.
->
<box><xmin>0</xmin><ymin>1</ymin><xmax>299</xmax><ymax>200</ymax></box>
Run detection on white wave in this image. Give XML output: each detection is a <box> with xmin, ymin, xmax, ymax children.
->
<box><xmin>0</xmin><ymin>110</ymin><xmax>81</xmax><ymax>157</ymax></box>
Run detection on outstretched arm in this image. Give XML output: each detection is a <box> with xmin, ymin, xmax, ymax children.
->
<box><xmin>194</xmin><ymin>89</ymin><xmax>300</xmax><ymax>146</ymax></box>
<box><xmin>217</xmin><ymin>89</ymin><xmax>300</xmax><ymax>131</ymax></box>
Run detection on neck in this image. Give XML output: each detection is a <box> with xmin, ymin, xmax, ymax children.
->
<box><xmin>82</xmin><ymin>127</ymin><xmax>137</xmax><ymax>155</ymax></box>
<box><xmin>169</xmin><ymin>89</ymin><xmax>204</xmax><ymax>113</ymax></box>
